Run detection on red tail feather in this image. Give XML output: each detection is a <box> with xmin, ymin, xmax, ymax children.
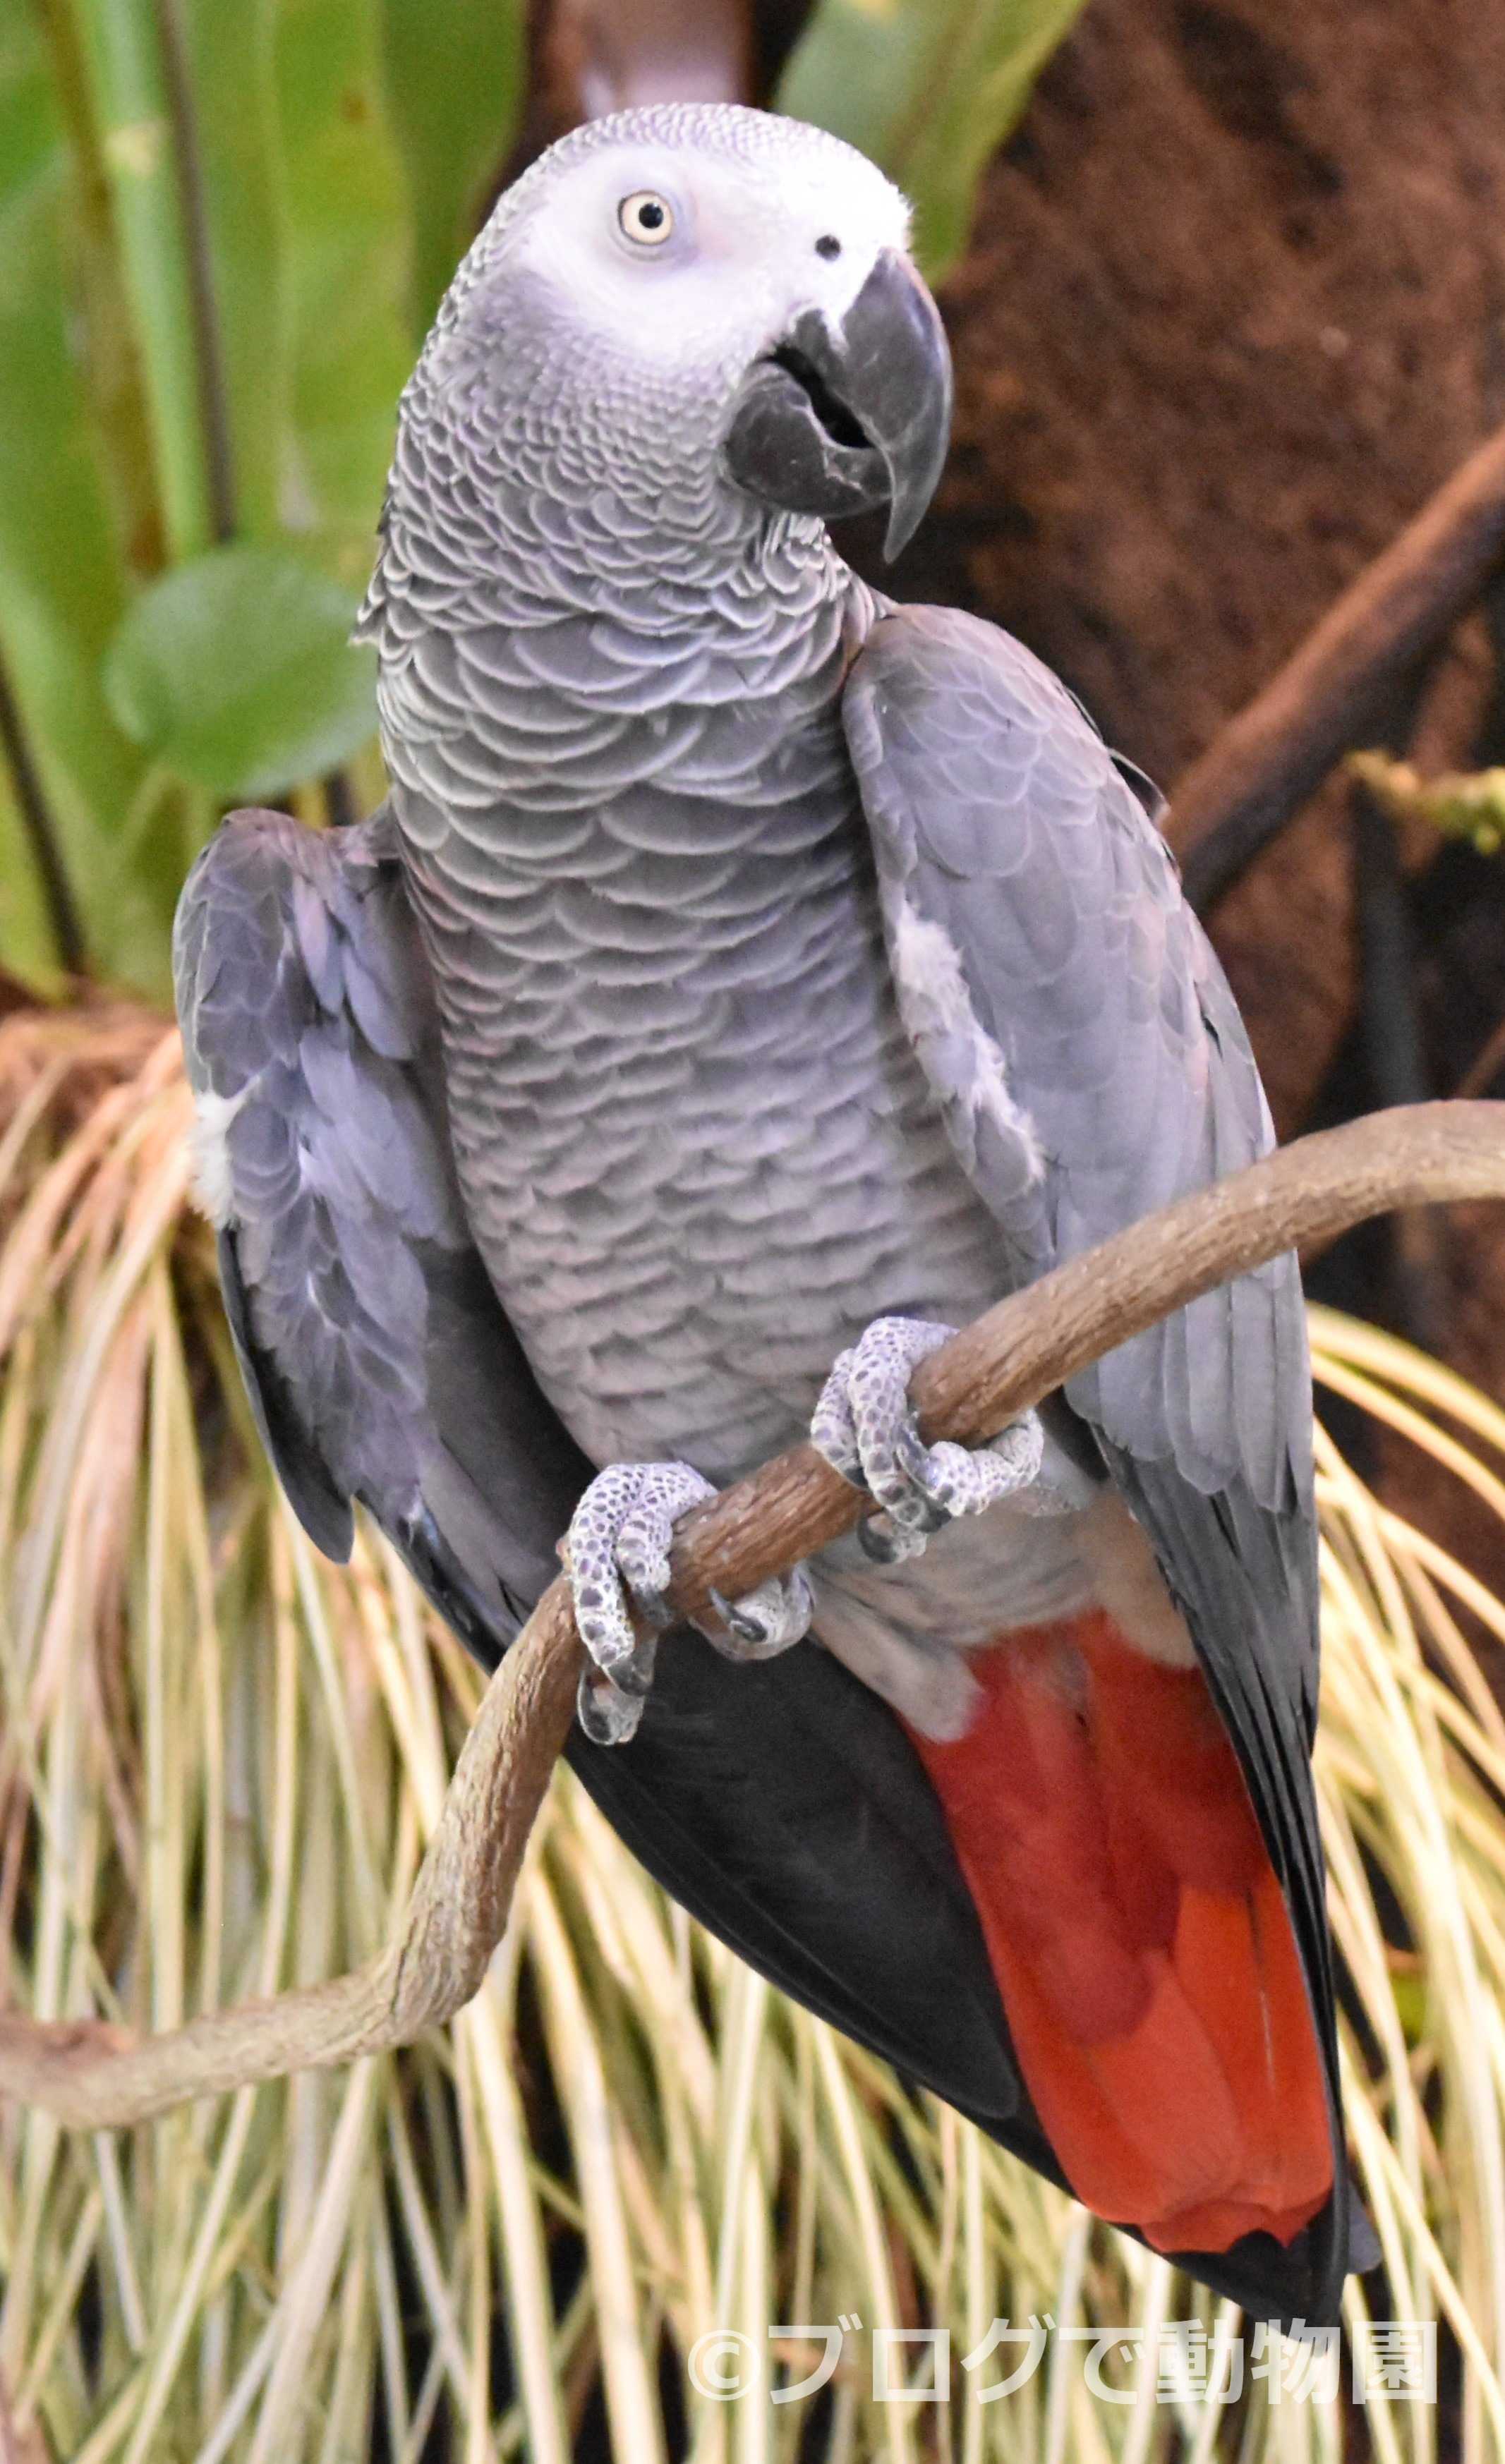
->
<box><xmin>906</xmin><ymin>1611</ymin><xmax>1332</xmax><ymax>2254</ymax></box>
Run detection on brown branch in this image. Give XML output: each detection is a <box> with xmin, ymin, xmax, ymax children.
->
<box><xmin>1351</xmin><ymin>782</ymin><xmax>1449</xmax><ymax>1353</ymax></box>
<box><xmin>0</xmin><ymin>1596</ymin><xmax>583</xmax><ymax>2127</ymax></box>
<box><xmin>4</xmin><ymin>1099</ymin><xmax>1504</xmax><ymax>2129</ymax></box>
<box><xmin>1169</xmin><ymin>422</ymin><xmax>1505</xmax><ymax>913</ymax></box>
<box><xmin>1457</xmin><ymin>1012</ymin><xmax>1505</xmax><ymax>1103</ymax></box>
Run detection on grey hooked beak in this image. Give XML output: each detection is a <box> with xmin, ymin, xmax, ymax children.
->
<box><xmin>723</xmin><ymin>248</ymin><xmax>953</xmax><ymax>561</ymax></box>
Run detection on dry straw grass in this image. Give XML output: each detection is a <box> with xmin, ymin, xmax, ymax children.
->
<box><xmin>1</xmin><ymin>1006</ymin><xmax>1504</xmax><ymax>2463</ymax></box>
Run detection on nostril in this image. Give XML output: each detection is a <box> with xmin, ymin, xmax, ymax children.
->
<box><xmin>815</xmin><ymin>233</ymin><xmax>842</xmax><ymax>261</ymax></box>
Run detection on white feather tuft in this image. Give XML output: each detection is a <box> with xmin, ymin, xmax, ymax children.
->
<box><xmin>889</xmin><ymin>894</ymin><xmax>1045</xmax><ymax>1180</ymax></box>
<box><xmin>186</xmin><ymin>1086</ymin><xmax>248</xmax><ymax>1227</ymax></box>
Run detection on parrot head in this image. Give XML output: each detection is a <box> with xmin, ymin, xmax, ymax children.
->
<box><xmin>425</xmin><ymin>104</ymin><xmax>953</xmax><ymax>561</ymax></box>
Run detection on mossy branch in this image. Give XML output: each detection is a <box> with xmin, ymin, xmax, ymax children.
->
<box><xmin>3</xmin><ymin>1098</ymin><xmax>1504</xmax><ymax>2129</ymax></box>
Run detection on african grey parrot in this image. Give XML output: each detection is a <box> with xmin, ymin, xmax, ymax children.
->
<box><xmin>175</xmin><ymin>102</ymin><xmax>1371</xmax><ymax>2322</ymax></box>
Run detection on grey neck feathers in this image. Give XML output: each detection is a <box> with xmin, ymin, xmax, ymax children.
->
<box><xmin>365</xmin><ymin>338</ymin><xmax>881</xmax><ymax>848</ymax></box>
<box><xmin>368</xmin><ymin>248</ymin><xmax>861</xmax><ymax>623</ymax></box>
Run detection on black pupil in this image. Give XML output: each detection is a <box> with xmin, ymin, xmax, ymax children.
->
<box><xmin>637</xmin><ymin>200</ymin><xmax>665</xmax><ymax>231</ymax></box>
<box><xmin>816</xmin><ymin>234</ymin><xmax>841</xmax><ymax>260</ymax></box>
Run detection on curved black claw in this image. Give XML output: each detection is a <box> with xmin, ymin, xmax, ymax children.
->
<box><xmin>706</xmin><ymin>1565</ymin><xmax>814</xmax><ymax>1662</ymax></box>
<box><xmin>857</xmin><ymin>1494</ymin><xmax>947</xmax><ymax>1563</ymax></box>
<box><xmin>577</xmin><ymin>1665</ymin><xmax>643</xmax><ymax>1747</ymax></box>
<box><xmin>564</xmin><ymin>1461</ymin><xmax>813</xmax><ymax>1740</ymax></box>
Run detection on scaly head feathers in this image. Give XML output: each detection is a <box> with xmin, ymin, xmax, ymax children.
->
<box><xmin>406</xmin><ymin>104</ymin><xmax>952</xmax><ymax>561</ymax></box>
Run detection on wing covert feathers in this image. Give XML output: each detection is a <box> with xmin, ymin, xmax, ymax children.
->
<box><xmin>173</xmin><ymin>807</ymin><xmax>586</xmax><ymax>1656</ymax></box>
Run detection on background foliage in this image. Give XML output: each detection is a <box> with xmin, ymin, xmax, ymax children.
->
<box><xmin>0</xmin><ymin>0</ymin><xmax>1084</xmax><ymax>1000</ymax></box>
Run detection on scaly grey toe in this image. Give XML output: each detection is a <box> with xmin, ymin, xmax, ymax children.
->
<box><xmin>811</xmin><ymin>1314</ymin><xmax>1048</xmax><ymax>1561</ymax></box>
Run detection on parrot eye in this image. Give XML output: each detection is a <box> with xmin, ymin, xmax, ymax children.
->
<box><xmin>618</xmin><ymin>191</ymin><xmax>675</xmax><ymax>247</ymax></box>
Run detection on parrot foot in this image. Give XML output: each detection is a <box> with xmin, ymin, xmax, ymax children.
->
<box><xmin>810</xmin><ymin>1315</ymin><xmax>1045</xmax><ymax>1563</ymax></box>
<box><xmin>564</xmin><ymin>1460</ymin><xmax>813</xmax><ymax>1745</ymax></box>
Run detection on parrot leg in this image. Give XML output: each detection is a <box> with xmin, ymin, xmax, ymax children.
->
<box><xmin>811</xmin><ymin>1316</ymin><xmax>1048</xmax><ymax>1564</ymax></box>
<box><xmin>564</xmin><ymin>1461</ymin><xmax>814</xmax><ymax>1744</ymax></box>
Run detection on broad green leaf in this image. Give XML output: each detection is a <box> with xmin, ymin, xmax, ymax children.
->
<box><xmin>274</xmin><ymin>0</ymin><xmax>413</xmax><ymax>573</ymax></box>
<box><xmin>382</xmin><ymin>0</ymin><xmax>524</xmax><ymax>336</ymax></box>
<box><xmin>104</xmin><ymin>545</ymin><xmax>377</xmax><ymax>798</ymax></box>
<box><xmin>0</xmin><ymin>5</ymin><xmax>161</xmax><ymax>985</ymax></box>
<box><xmin>68</xmin><ymin>0</ymin><xmax>216</xmax><ymax>558</ymax></box>
<box><xmin>181</xmin><ymin>0</ymin><xmax>288</xmax><ymax>540</ymax></box>
<box><xmin>0</xmin><ymin>0</ymin><xmax>412</xmax><ymax>991</ymax></box>
<box><xmin>23</xmin><ymin>0</ymin><xmax>164</xmax><ymax>578</ymax></box>
<box><xmin>777</xmin><ymin>0</ymin><xmax>1089</xmax><ymax>279</ymax></box>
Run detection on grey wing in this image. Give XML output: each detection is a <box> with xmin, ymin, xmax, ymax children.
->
<box><xmin>845</xmin><ymin>609</ymin><xmax>1309</xmax><ymax>1503</ymax></box>
<box><xmin>173</xmin><ymin>806</ymin><xmax>588</xmax><ymax>1661</ymax></box>
<box><xmin>841</xmin><ymin>606</ymin><xmax>1332</xmax><ymax>2045</ymax></box>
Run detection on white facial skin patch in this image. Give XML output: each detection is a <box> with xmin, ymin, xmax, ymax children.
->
<box><xmin>507</xmin><ymin>131</ymin><xmax>912</xmax><ymax>384</ymax></box>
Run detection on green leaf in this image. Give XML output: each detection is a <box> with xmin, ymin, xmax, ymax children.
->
<box><xmin>0</xmin><ymin>5</ymin><xmax>162</xmax><ymax>985</ymax></box>
<box><xmin>1349</xmin><ymin>751</ymin><xmax>1505</xmax><ymax>861</ymax></box>
<box><xmin>0</xmin><ymin>0</ymin><xmax>416</xmax><ymax>990</ymax></box>
<box><xmin>181</xmin><ymin>0</ymin><xmax>289</xmax><ymax>541</ymax></box>
<box><xmin>104</xmin><ymin>545</ymin><xmax>377</xmax><ymax>797</ymax></box>
<box><xmin>68</xmin><ymin>0</ymin><xmax>217</xmax><ymax>559</ymax></box>
<box><xmin>776</xmin><ymin>0</ymin><xmax>1090</xmax><ymax>279</ymax></box>
<box><xmin>382</xmin><ymin>0</ymin><xmax>524</xmax><ymax>336</ymax></box>
<box><xmin>274</xmin><ymin>0</ymin><xmax>414</xmax><ymax>568</ymax></box>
